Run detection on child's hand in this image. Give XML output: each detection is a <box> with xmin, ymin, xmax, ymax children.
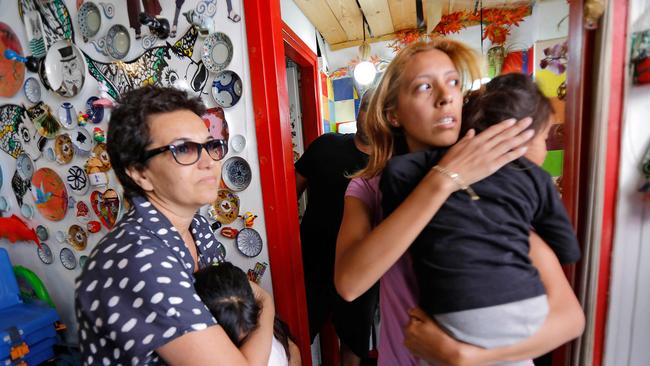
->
<box><xmin>404</xmin><ymin>307</ymin><xmax>484</xmax><ymax>366</ymax></box>
<box><xmin>435</xmin><ymin>117</ymin><xmax>535</xmax><ymax>188</ymax></box>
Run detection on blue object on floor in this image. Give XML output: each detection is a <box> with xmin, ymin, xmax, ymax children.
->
<box><xmin>0</xmin><ymin>248</ymin><xmax>59</xmax><ymax>365</ymax></box>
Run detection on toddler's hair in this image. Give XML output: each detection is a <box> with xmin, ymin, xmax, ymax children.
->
<box><xmin>462</xmin><ymin>73</ymin><xmax>554</xmax><ymax>137</ymax></box>
<box><xmin>194</xmin><ymin>262</ymin><xmax>292</xmax><ymax>359</ymax></box>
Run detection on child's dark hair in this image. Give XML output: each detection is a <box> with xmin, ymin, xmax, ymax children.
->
<box><xmin>194</xmin><ymin>262</ymin><xmax>291</xmax><ymax>360</ymax></box>
<box><xmin>461</xmin><ymin>73</ymin><xmax>554</xmax><ymax>137</ymax></box>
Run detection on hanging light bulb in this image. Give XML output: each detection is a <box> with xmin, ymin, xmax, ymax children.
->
<box><xmin>354</xmin><ymin>18</ymin><xmax>376</xmax><ymax>85</ymax></box>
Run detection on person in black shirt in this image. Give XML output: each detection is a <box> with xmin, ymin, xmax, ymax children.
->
<box><xmin>295</xmin><ymin>89</ymin><xmax>378</xmax><ymax>365</ymax></box>
<box><xmin>381</xmin><ymin>73</ymin><xmax>580</xmax><ymax>359</ymax></box>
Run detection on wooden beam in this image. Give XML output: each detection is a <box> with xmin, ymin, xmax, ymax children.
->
<box><xmin>423</xmin><ymin>0</ymin><xmax>443</xmax><ymax>33</ymax></box>
<box><xmin>324</xmin><ymin>0</ymin><xmax>364</xmax><ymax>41</ymax></box>
<box><xmin>388</xmin><ymin>0</ymin><xmax>417</xmax><ymax>31</ymax></box>
<box><xmin>293</xmin><ymin>0</ymin><xmax>348</xmax><ymax>45</ymax></box>
<box><xmin>358</xmin><ymin>0</ymin><xmax>395</xmax><ymax>37</ymax></box>
<box><xmin>329</xmin><ymin>33</ymin><xmax>399</xmax><ymax>51</ymax></box>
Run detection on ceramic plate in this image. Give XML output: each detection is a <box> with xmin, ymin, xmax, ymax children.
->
<box><xmin>90</xmin><ymin>188</ymin><xmax>120</xmax><ymax>229</ymax></box>
<box><xmin>20</xmin><ymin>203</ymin><xmax>34</xmax><ymax>219</ymax></box>
<box><xmin>210</xmin><ymin>189</ymin><xmax>240</xmax><ymax>224</ymax></box>
<box><xmin>44</xmin><ymin>40</ymin><xmax>87</xmax><ymax>98</ymax></box>
<box><xmin>31</xmin><ymin>167</ymin><xmax>69</xmax><ymax>221</ymax></box>
<box><xmin>105</xmin><ymin>24</ymin><xmax>130</xmax><ymax>60</ymax></box>
<box><xmin>0</xmin><ymin>22</ymin><xmax>26</xmax><ymax>98</ymax></box>
<box><xmin>230</xmin><ymin>134</ymin><xmax>246</xmax><ymax>153</ymax></box>
<box><xmin>23</xmin><ymin>77</ymin><xmax>42</xmax><ymax>104</ymax></box>
<box><xmin>211</xmin><ymin>70</ymin><xmax>242</xmax><ymax>108</ymax></box>
<box><xmin>0</xmin><ymin>196</ymin><xmax>8</xmax><ymax>212</ymax></box>
<box><xmin>67</xmin><ymin>224</ymin><xmax>88</xmax><ymax>251</ymax></box>
<box><xmin>37</xmin><ymin>243</ymin><xmax>53</xmax><ymax>265</ymax></box>
<box><xmin>57</xmin><ymin>102</ymin><xmax>77</xmax><ymax>129</ymax></box>
<box><xmin>201</xmin><ymin>107</ymin><xmax>229</xmax><ymax>141</ymax></box>
<box><xmin>54</xmin><ymin>133</ymin><xmax>75</xmax><ymax>165</ymax></box>
<box><xmin>16</xmin><ymin>153</ymin><xmax>35</xmax><ymax>180</ymax></box>
<box><xmin>78</xmin><ymin>1</ymin><xmax>102</xmax><ymax>41</ymax></box>
<box><xmin>85</xmin><ymin>96</ymin><xmax>104</xmax><ymax>124</ymax></box>
<box><xmin>201</xmin><ymin>32</ymin><xmax>233</xmax><ymax>73</ymax></box>
<box><xmin>28</xmin><ymin>103</ymin><xmax>60</xmax><ymax>139</ymax></box>
<box><xmin>66</xmin><ymin>165</ymin><xmax>89</xmax><ymax>195</ymax></box>
<box><xmin>79</xmin><ymin>255</ymin><xmax>89</xmax><ymax>268</ymax></box>
<box><xmin>71</xmin><ymin>128</ymin><xmax>93</xmax><ymax>156</ymax></box>
<box><xmin>221</xmin><ymin>156</ymin><xmax>252</xmax><ymax>192</ymax></box>
<box><xmin>60</xmin><ymin>247</ymin><xmax>77</xmax><ymax>270</ymax></box>
<box><xmin>236</xmin><ymin>228</ymin><xmax>263</xmax><ymax>257</ymax></box>
<box><xmin>36</xmin><ymin>225</ymin><xmax>49</xmax><ymax>241</ymax></box>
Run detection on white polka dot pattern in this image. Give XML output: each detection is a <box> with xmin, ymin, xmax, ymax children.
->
<box><xmin>75</xmin><ymin>196</ymin><xmax>223</xmax><ymax>365</ymax></box>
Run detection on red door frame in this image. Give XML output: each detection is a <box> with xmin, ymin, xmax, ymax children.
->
<box><xmin>282</xmin><ymin>22</ymin><xmax>324</xmax><ymax>146</ymax></box>
<box><xmin>243</xmin><ymin>1</ymin><xmax>312</xmax><ymax>364</ymax></box>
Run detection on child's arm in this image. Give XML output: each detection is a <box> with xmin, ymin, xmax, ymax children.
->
<box><xmin>404</xmin><ymin>232</ymin><xmax>584</xmax><ymax>365</ymax></box>
<box><xmin>240</xmin><ymin>282</ymin><xmax>276</xmax><ymax>365</ymax></box>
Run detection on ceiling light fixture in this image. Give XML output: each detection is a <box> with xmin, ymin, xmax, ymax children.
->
<box><xmin>353</xmin><ymin>16</ymin><xmax>376</xmax><ymax>85</ymax></box>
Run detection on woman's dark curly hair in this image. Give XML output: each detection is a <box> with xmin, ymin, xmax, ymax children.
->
<box><xmin>107</xmin><ymin>86</ymin><xmax>206</xmax><ymax>202</ymax></box>
<box><xmin>461</xmin><ymin>73</ymin><xmax>554</xmax><ymax>137</ymax></box>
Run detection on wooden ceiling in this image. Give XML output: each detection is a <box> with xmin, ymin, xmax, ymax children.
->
<box><xmin>292</xmin><ymin>0</ymin><xmax>534</xmax><ymax>50</ymax></box>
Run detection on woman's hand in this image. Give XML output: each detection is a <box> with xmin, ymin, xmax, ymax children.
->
<box><xmin>404</xmin><ymin>307</ymin><xmax>483</xmax><ymax>366</ymax></box>
<box><xmin>436</xmin><ymin>118</ymin><xmax>535</xmax><ymax>187</ymax></box>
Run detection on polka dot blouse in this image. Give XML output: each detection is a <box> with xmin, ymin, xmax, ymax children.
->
<box><xmin>75</xmin><ymin>196</ymin><xmax>226</xmax><ymax>365</ymax></box>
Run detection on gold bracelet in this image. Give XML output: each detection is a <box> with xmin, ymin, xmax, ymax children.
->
<box><xmin>431</xmin><ymin>165</ymin><xmax>480</xmax><ymax>201</ymax></box>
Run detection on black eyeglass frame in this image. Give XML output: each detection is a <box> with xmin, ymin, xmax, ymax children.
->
<box><xmin>141</xmin><ymin>139</ymin><xmax>228</xmax><ymax>165</ymax></box>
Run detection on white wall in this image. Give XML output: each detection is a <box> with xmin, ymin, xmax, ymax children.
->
<box><xmin>603</xmin><ymin>0</ymin><xmax>650</xmax><ymax>364</ymax></box>
<box><xmin>0</xmin><ymin>0</ymin><xmax>273</xmax><ymax>343</ymax></box>
<box><xmin>280</xmin><ymin>0</ymin><xmax>317</xmax><ymax>54</ymax></box>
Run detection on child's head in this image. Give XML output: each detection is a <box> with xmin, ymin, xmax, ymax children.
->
<box><xmin>355</xmin><ymin>87</ymin><xmax>375</xmax><ymax>146</ymax></box>
<box><xmin>462</xmin><ymin>73</ymin><xmax>554</xmax><ymax>165</ymax></box>
<box><xmin>359</xmin><ymin>38</ymin><xmax>482</xmax><ymax>178</ymax></box>
<box><xmin>194</xmin><ymin>262</ymin><xmax>260</xmax><ymax>346</ymax></box>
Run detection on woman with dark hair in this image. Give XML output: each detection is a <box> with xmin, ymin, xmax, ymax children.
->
<box><xmin>194</xmin><ymin>262</ymin><xmax>301</xmax><ymax>366</ymax></box>
<box><xmin>75</xmin><ymin>86</ymin><xmax>275</xmax><ymax>366</ymax></box>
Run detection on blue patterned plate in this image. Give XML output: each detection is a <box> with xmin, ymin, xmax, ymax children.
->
<box><xmin>221</xmin><ymin>156</ymin><xmax>251</xmax><ymax>192</ymax></box>
<box><xmin>202</xmin><ymin>32</ymin><xmax>233</xmax><ymax>73</ymax></box>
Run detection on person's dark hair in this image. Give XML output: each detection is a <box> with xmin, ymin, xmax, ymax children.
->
<box><xmin>194</xmin><ymin>262</ymin><xmax>292</xmax><ymax>359</ymax></box>
<box><xmin>461</xmin><ymin>73</ymin><xmax>553</xmax><ymax>137</ymax></box>
<box><xmin>355</xmin><ymin>88</ymin><xmax>375</xmax><ymax>145</ymax></box>
<box><xmin>107</xmin><ymin>86</ymin><xmax>207</xmax><ymax>202</ymax></box>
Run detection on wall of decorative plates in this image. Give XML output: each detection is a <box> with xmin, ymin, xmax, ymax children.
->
<box><xmin>0</xmin><ymin>0</ymin><xmax>272</xmax><ymax>343</ymax></box>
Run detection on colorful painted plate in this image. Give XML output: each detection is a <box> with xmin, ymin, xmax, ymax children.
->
<box><xmin>201</xmin><ymin>107</ymin><xmax>229</xmax><ymax>141</ymax></box>
<box><xmin>71</xmin><ymin>127</ymin><xmax>93</xmax><ymax>156</ymax></box>
<box><xmin>23</xmin><ymin>77</ymin><xmax>42</xmax><ymax>104</ymax></box>
<box><xmin>90</xmin><ymin>188</ymin><xmax>120</xmax><ymax>229</ymax></box>
<box><xmin>60</xmin><ymin>247</ymin><xmax>77</xmax><ymax>270</ymax></box>
<box><xmin>236</xmin><ymin>228</ymin><xmax>263</xmax><ymax>257</ymax></box>
<box><xmin>221</xmin><ymin>156</ymin><xmax>252</xmax><ymax>192</ymax></box>
<box><xmin>201</xmin><ymin>32</ymin><xmax>233</xmax><ymax>73</ymax></box>
<box><xmin>57</xmin><ymin>102</ymin><xmax>77</xmax><ymax>129</ymax></box>
<box><xmin>0</xmin><ymin>22</ymin><xmax>26</xmax><ymax>98</ymax></box>
<box><xmin>211</xmin><ymin>70</ymin><xmax>242</xmax><ymax>108</ymax></box>
<box><xmin>67</xmin><ymin>224</ymin><xmax>88</xmax><ymax>251</ymax></box>
<box><xmin>105</xmin><ymin>24</ymin><xmax>130</xmax><ymax>60</ymax></box>
<box><xmin>44</xmin><ymin>40</ymin><xmax>87</xmax><ymax>98</ymax></box>
<box><xmin>16</xmin><ymin>153</ymin><xmax>35</xmax><ymax>180</ymax></box>
<box><xmin>85</xmin><ymin>96</ymin><xmax>104</xmax><ymax>124</ymax></box>
<box><xmin>54</xmin><ymin>133</ymin><xmax>75</xmax><ymax>164</ymax></box>
<box><xmin>37</xmin><ymin>243</ymin><xmax>53</xmax><ymax>265</ymax></box>
<box><xmin>230</xmin><ymin>134</ymin><xmax>246</xmax><ymax>153</ymax></box>
<box><xmin>31</xmin><ymin>167</ymin><xmax>69</xmax><ymax>221</ymax></box>
<box><xmin>78</xmin><ymin>1</ymin><xmax>102</xmax><ymax>41</ymax></box>
<box><xmin>209</xmin><ymin>189</ymin><xmax>240</xmax><ymax>224</ymax></box>
<box><xmin>66</xmin><ymin>165</ymin><xmax>89</xmax><ymax>195</ymax></box>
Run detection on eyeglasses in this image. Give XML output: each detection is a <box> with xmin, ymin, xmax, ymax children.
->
<box><xmin>142</xmin><ymin>139</ymin><xmax>228</xmax><ymax>165</ymax></box>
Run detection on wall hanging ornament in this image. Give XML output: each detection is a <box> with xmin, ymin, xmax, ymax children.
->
<box><xmin>59</xmin><ymin>247</ymin><xmax>77</xmax><ymax>270</ymax></box>
<box><xmin>183</xmin><ymin>10</ymin><xmax>214</xmax><ymax>36</ymax></box>
<box><xmin>19</xmin><ymin>0</ymin><xmax>74</xmax><ymax>48</ymax></box>
<box><xmin>236</xmin><ymin>228</ymin><xmax>263</xmax><ymax>258</ymax></box>
<box><xmin>31</xmin><ymin>167</ymin><xmax>69</xmax><ymax>221</ymax></box>
<box><xmin>221</xmin><ymin>157</ymin><xmax>252</xmax><ymax>192</ymax></box>
<box><xmin>247</xmin><ymin>262</ymin><xmax>268</xmax><ymax>284</ymax></box>
<box><xmin>36</xmin><ymin>225</ymin><xmax>49</xmax><ymax>241</ymax></box>
<box><xmin>24</xmin><ymin>77</ymin><xmax>42</xmax><ymax>105</ymax></box>
<box><xmin>139</xmin><ymin>12</ymin><xmax>170</xmax><ymax>39</ymax></box>
<box><xmin>90</xmin><ymin>188</ymin><xmax>120</xmax><ymax>229</ymax></box>
<box><xmin>37</xmin><ymin>242</ymin><xmax>53</xmax><ymax>264</ymax></box>
<box><xmin>12</xmin><ymin>170</ymin><xmax>31</xmax><ymax>208</ymax></box>
<box><xmin>44</xmin><ymin>40</ymin><xmax>87</xmax><ymax>97</ymax></box>
<box><xmin>72</xmin><ymin>128</ymin><xmax>93</xmax><ymax>156</ymax></box>
<box><xmin>209</xmin><ymin>189</ymin><xmax>240</xmax><ymax>224</ymax></box>
<box><xmin>54</xmin><ymin>133</ymin><xmax>75</xmax><ymax>164</ymax></box>
<box><xmin>85</xmin><ymin>96</ymin><xmax>105</xmax><ymax>124</ymax></box>
<box><xmin>0</xmin><ymin>22</ymin><xmax>27</xmax><ymax>98</ymax></box>
<box><xmin>66</xmin><ymin>165</ymin><xmax>89</xmax><ymax>195</ymax></box>
<box><xmin>27</xmin><ymin>102</ymin><xmax>60</xmax><ymax>139</ymax></box>
<box><xmin>230</xmin><ymin>134</ymin><xmax>245</xmax><ymax>153</ymax></box>
<box><xmin>16</xmin><ymin>153</ymin><xmax>35</xmax><ymax>181</ymax></box>
<box><xmin>67</xmin><ymin>224</ymin><xmax>88</xmax><ymax>251</ymax></box>
<box><xmin>23</xmin><ymin>10</ymin><xmax>47</xmax><ymax>58</ymax></box>
<box><xmin>201</xmin><ymin>32</ymin><xmax>233</xmax><ymax>73</ymax></box>
<box><xmin>77</xmin><ymin>1</ymin><xmax>101</xmax><ymax>42</ymax></box>
<box><xmin>211</xmin><ymin>70</ymin><xmax>242</xmax><ymax>108</ymax></box>
<box><xmin>202</xmin><ymin>107</ymin><xmax>229</xmax><ymax>141</ymax></box>
<box><xmin>57</xmin><ymin>102</ymin><xmax>76</xmax><ymax>129</ymax></box>
<box><xmin>76</xmin><ymin>200</ymin><xmax>91</xmax><ymax>223</ymax></box>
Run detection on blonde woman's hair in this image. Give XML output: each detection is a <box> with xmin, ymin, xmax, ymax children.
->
<box><xmin>355</xmin><ymin>38</ymin><xmax>482</xmax><ymax>178</ymax></box>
